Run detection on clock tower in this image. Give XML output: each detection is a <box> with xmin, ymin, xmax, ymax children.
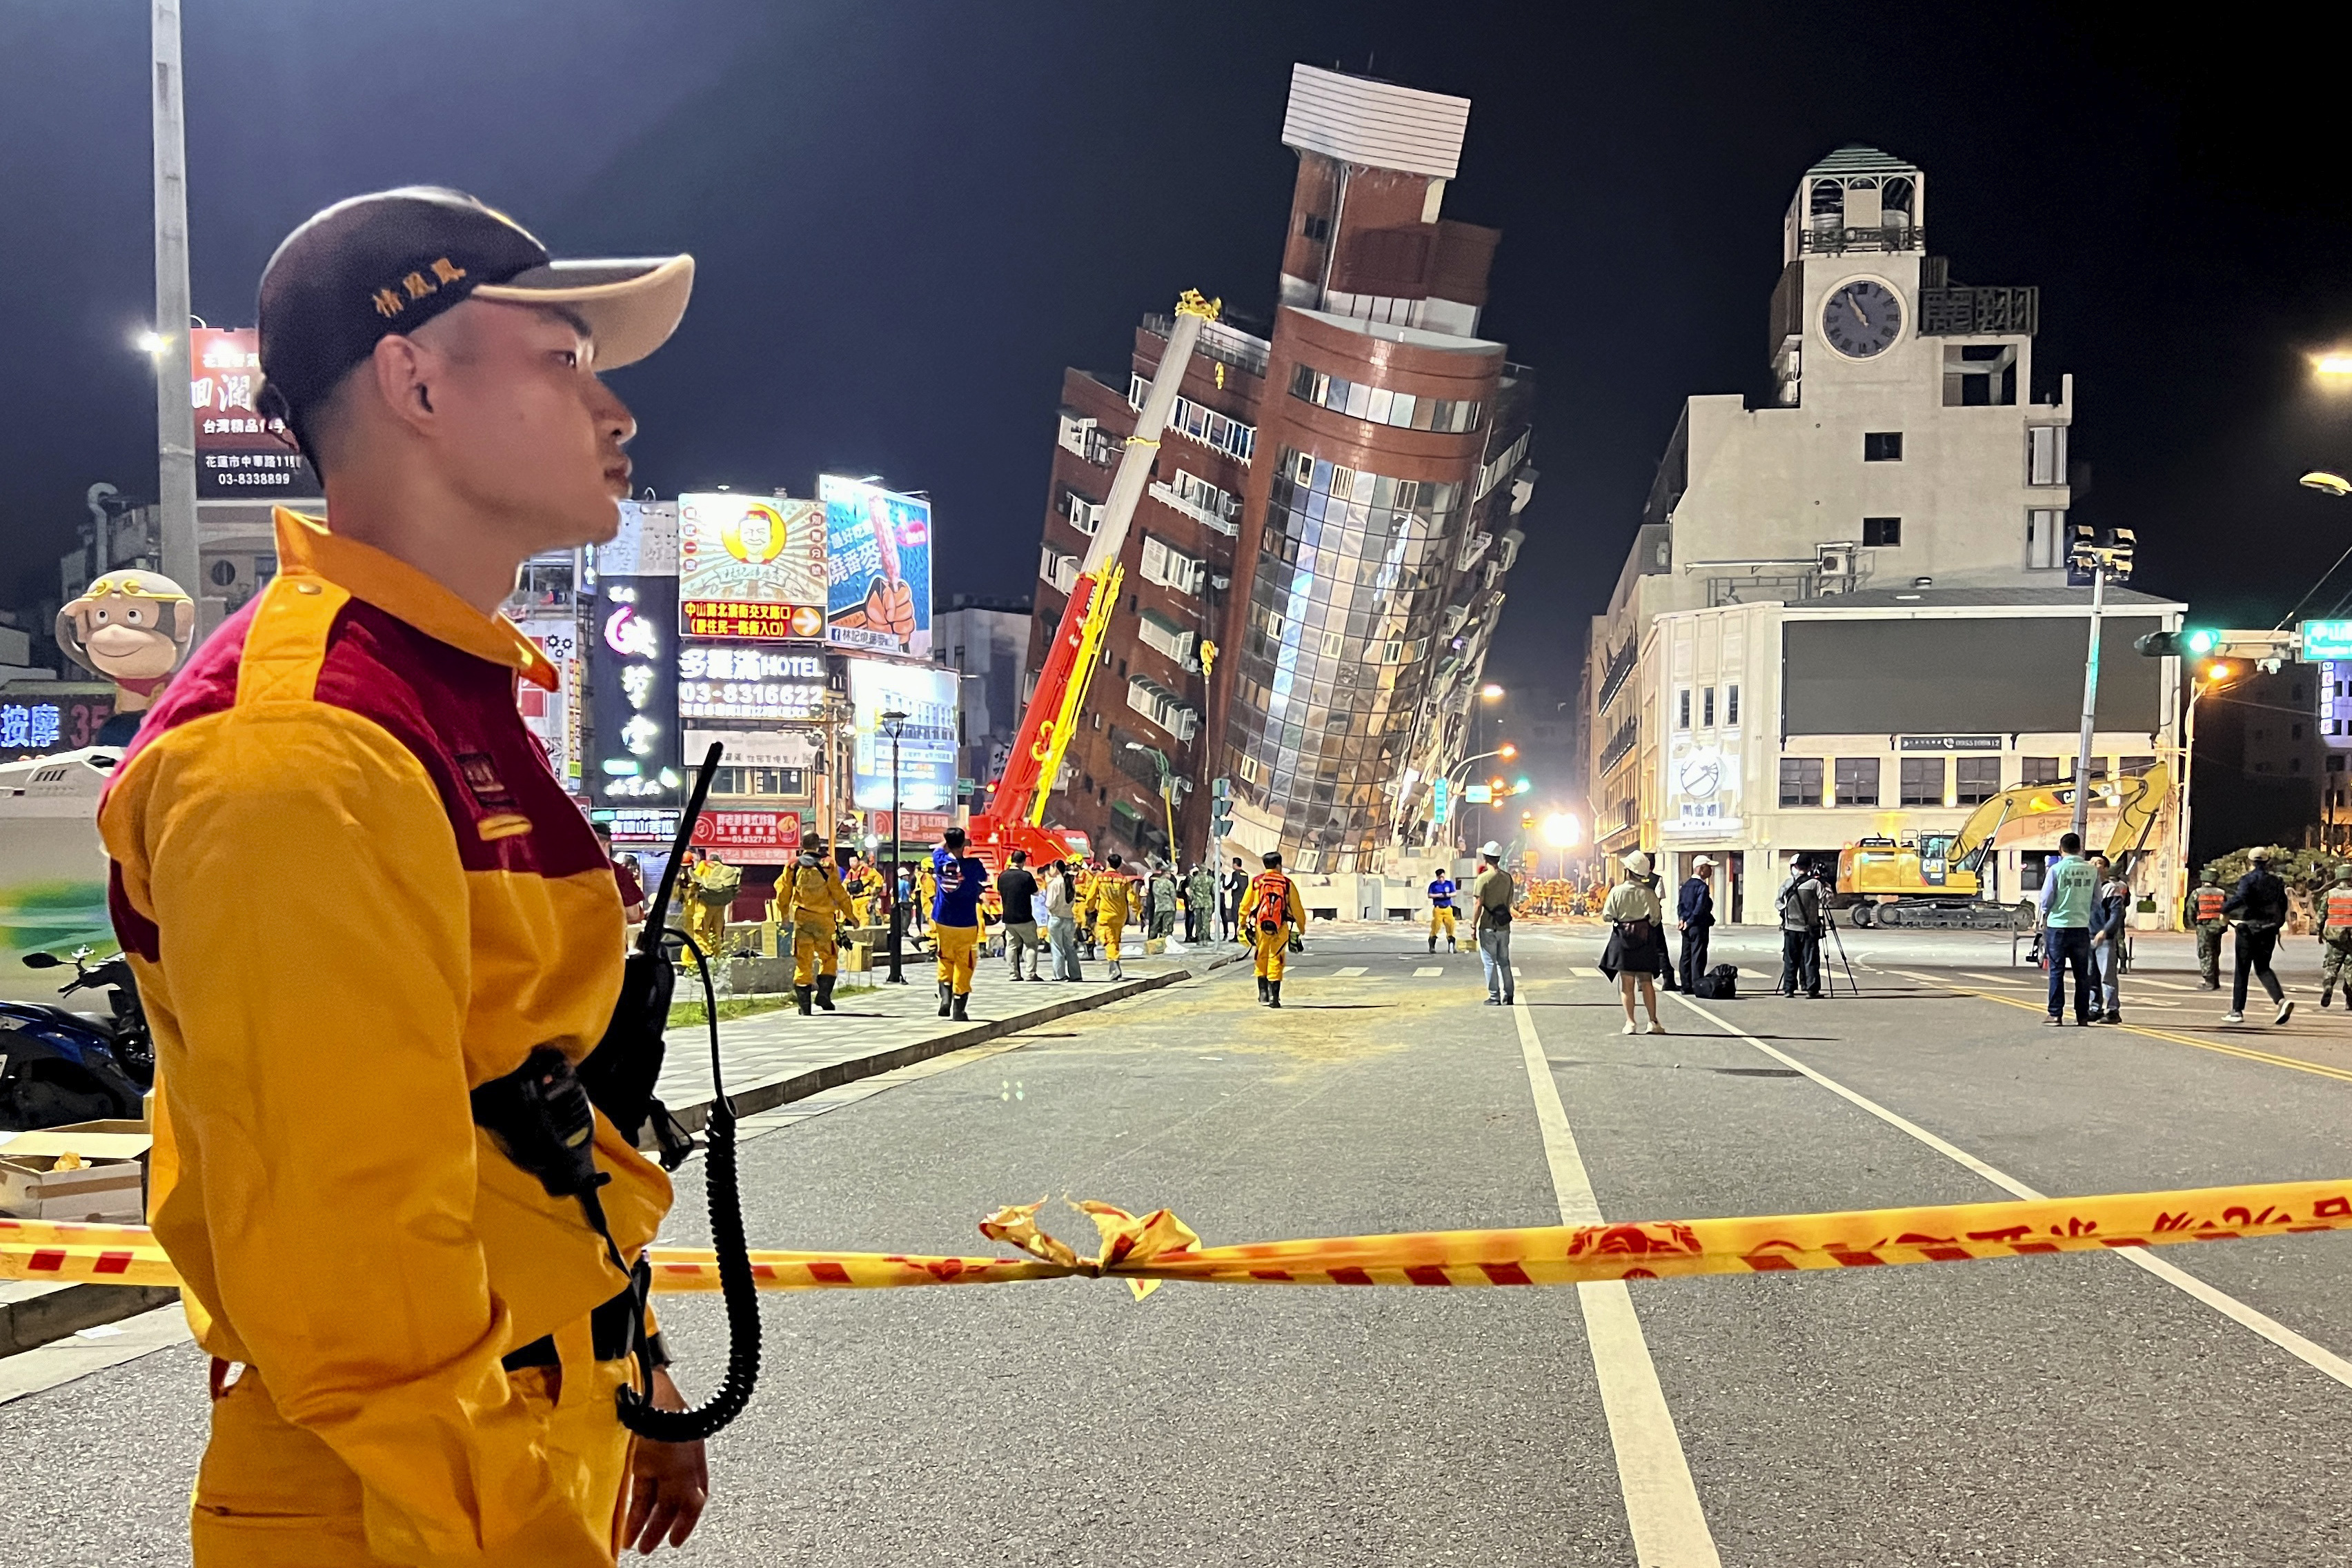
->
<box><xmin>1768</xmin><ymin>146</ymin><xmax>1928</xmax><ymax>405</ymax></box>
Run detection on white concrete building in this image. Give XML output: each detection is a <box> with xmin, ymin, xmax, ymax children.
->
<box><xmin>1583</xmin><ymin>147</ymin><xmax>2185</xmax><ymax>922</ymax></box>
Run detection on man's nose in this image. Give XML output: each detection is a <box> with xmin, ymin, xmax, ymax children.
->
<box><xmin>589</xmin><ymin>375</ymin><xmax>637</xmax><ymax>447</ymax></box>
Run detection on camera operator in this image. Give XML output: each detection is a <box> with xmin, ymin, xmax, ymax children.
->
<box><xmin>98</xmin><ymin>189</ymin><xmax>708</xmax><ymax>1564</ymax></box>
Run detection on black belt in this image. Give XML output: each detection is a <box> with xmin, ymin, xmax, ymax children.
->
<box><xmin>502</xmin><ymin>1284</ymin><xmax>665</xmax><ymax>1371</ymax></box>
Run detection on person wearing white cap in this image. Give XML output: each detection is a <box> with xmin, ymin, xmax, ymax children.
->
<box><xmin>1470</xmin><ymin>842</ymin><xmax>1516</xmax><ymax>1004</ymax></box>
<box><xmin>1601</xmin><ymin>851</ymin><xmax>1668</xmax><ymax>1033</ymax></box>
<box><xmin>1677</xmin><ymin>856</ymin><xmax>1717</xmax><ymax>995</ymax></box>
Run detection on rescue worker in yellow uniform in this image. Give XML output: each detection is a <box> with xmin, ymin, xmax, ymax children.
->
<box><xmin>1426</xmin><ymin>869</ymin><xmax>1459</xmax><ymax>953</ymax></box>
<box><xmin>778</xmin><ymin>840</ymin><xmax>856</xmax><ymax>1015</ymax></box>
<box><xmin>930</xmin><ymin>826</ymin><xmax>987</xmax><ymax>1020</ymax></box>
<box><xmin>684</xmin><ymin>848</ymin><xmax>738</xmax><ymax>959</ymax></box>
<box><xmin>1089</xmin><ymin>853</ymin><xmax>1138</xmax><ymax>979</ymax></box>
<box><xmin>2185</xmin><ymin>871</ymin><xmax>2229</xmax><ymax>991</ymax></box>
<box><xmin>2318</xmin><ymin>862</ymin><xmax>2352</xmax><ymax>1010</ymax></box>
<box><xmin>1239</xmin><ymin>849</ymin><xmax>1307</xmax><ymax>1006</ymax></box>
<box><xmin>97</xmin><ymin>190</ymin><xmax>709</xmax><ymax>1564</ymax></box>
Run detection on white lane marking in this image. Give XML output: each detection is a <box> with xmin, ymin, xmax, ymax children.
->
<box><xmin>1668</xmin><ymin>992</ymin><xmax>2352</xmax><ymax>1392</ymax></box>
<box><xmin>0</xmin><ymin>1302</ymin><xmax>192</xmax><ymax>1406</ymax></box>
<box><xmin>1739</xmin><ymin>968</ymin><xmax>1770</xmax><ymax>981</ymax></box>
<box><xmin>1415</xmin><ymin>966</ymin><xmax>1443</xmax><ymax>977</ymax></box>
<box><xmin>1572</xmin><ymin>966</ymin><xmax>1608</xmax><ymax>979</ymax></box>
<box><xmin>1514</xmin><ymin>1002</ymin><xmax>1722</xmax><ymax>1565</ymax></box>
<box><xmin>1334</xmin><ymin>966</ymin><xmax>1370</xmax><ymax>977</ymax></box>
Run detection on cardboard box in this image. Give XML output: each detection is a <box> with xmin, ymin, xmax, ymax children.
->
<box><xmin>0</xmin><ymin>1121</ymin><xmax>152</xmax><ymax>1222</ymax></box>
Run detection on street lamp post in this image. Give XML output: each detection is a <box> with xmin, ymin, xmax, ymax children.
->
<box><xmin>880</xmin><ymin>708</ymin><xmax>909</xmax><ymax>984</ymax></box>
<box><xmin>1476</xmin><ymin>684</ymin><xmax>1505</xmax><ymax>848</ymax></box>
<box><xmin>1123</xmin><ymin>742</ymin><xmax>1179</xmax><ymax>861</ymax></box>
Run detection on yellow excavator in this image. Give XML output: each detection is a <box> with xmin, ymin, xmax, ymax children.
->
<box><xmin>1836</xmin><ymin>763</ymin><xmax>2171</xmax><ymax>930</ymax></box>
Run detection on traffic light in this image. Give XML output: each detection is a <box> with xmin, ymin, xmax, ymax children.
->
<box><xmin>2135</xmin><ymin>627</ymin><xmax>2219</xmax><ymax>659</ymax></box>
<box><xmin>1513</xmin><ymin>776</ymin><xmax>1533</xmax><ymax>795</ymax></box>
<box><xmin>1209</xmin><ymin>777</ymin><xmax>1233</xmax><ymax>842</ymax></box>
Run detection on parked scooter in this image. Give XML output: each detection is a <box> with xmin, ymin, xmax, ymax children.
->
<box><xmin>0</xmin><ymin>947</ymin><xmax>153</xmax><ymax>1131</ymax></box>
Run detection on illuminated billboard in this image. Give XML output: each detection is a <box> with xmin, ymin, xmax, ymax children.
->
<box><xmin>849</xmin><ymin>658</ymin><xmax>956</xmax><ymax>812</ymax></box>
<box><xmin>587</xmin><ymin>502</ymin><xmax>682</xmax><ymax>805</ymax></box>
<box><xmin>820</xmin><ymin>475</ymin><xmax>932</xmax><ymax>657</ymax></box>
<box><xmin>190</xmin><ymin>327</ymin><xmax>319</xmax><ymax>499</ymax></box>
<box><xmin>513</xmin><ymin>615</ymin><xmax>580</xmax><ymax>786</ymax></box>
<box><xmin>678</xmin><ymin>493</ymin><xmax>827</xmax><ymax>640</ymax></box>
<box><xmin>678</xmin><ymin>644</ymin><xmax>827</xmax><ymax>722</ymax></box>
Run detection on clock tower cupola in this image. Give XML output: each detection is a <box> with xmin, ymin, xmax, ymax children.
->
<box><xmin>1768</xmin><ymin>146</ymin><xmax>1926</xmax><ymax>402</ymax></box>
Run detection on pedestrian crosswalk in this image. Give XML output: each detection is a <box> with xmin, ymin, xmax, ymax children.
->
<box><xmin>1334</xmin><ymin>966</ymin><xmax>1370</xmax><ymax>977</ymax></box>
<box><xmin>1414</xmin><ymin>966</ymin><xmax>1443</xmax><ymax>977</ymax></box>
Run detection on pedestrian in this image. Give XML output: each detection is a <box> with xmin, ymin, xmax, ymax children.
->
<box><xmin>1601</xmin><ymin>851</ymin><xmax>1668</xmax><ymax>1035</ymax></box>
<box><xmin>2318</xmin><ymin>862</ymin><xmax>2352</xmax><ymax>1011</ymax></box>
<box><xmin>2088</xmin><ymin>852</ymin><xmax>2126</xmax><ymax>1024</ymax></box>
<box><xmin>777</xmin><ymin>837</ymin><xmax>855</xmax><ymax>1014</ymax></box>
<box><xmin>2037</xmin><ymin>831</ymin><xmax>2099</xmax><ymax>1025</ymax></box>
<box><xmin>1471</xmin><ymin>840</ymin><xmax>1516</xmax><ymax>1006</ymax></box>
<box><xmin>1239</xmin><ymin>849</ymin><xmax>1305</xmax><ymax>1006</ymax></box>
<box><xmin>1775</xmin><ymin>853</ymin><xmax>1824</xmax><ymax>998</ymax></box>
<box><xmin>929</xmin><ymin>826</ymin><xmax>986</xmax><ymax>1021</ymax></box>
<box><xmin>2185</xmin><ymin>869</ymin><xmax>2229</xmax><ymax>990</ymax></box>
<box><xmin>1045</xmin><ymin>859</ymin><xmax>1084</xmax><ymax>980</ymax></box>
<box><xmin>687</xmin><ymin>846</ymin><xmax>739</xmax><ymax>960</ymax></box>
<box><xmin>1426</xmin><ymin>863</ymin><xmax>1460</xmax><ymax>953</ymax></box>
<box><xmin>1185</xmin><ymin>861</ymin><xmax>1218</xmax><ymax>944</ymax></box>
<box><xmin>1645</xmin><ymin>864</ymin><xmax>1680</xmax><ymax>991</ymax></box>
<box><xmin>1224</xmin><ymin>855</ymin><xmax>1249</xmax><ymax>942</ymax></box>
<box><xmin>1677</xmin><ymin>856</ymin><xmax>1716</xmax><ymax>993</ymax></box>
<box><xmin>1091</xmin><ymin>853</ymin><xmax>1137</xmax><ymax>979</ymax></box>
<box><xmin>997</xmin><ymin>848</ymin><xmax>1044</xmax><ymax>981</ymax></box>
<box><xmin>595</xmin><ymin>822</ymin><xmax>647</xmax><ymax>926</ymax></box>
<box><xmin>96</xmin><ymin>188</ymin><xmax>711</xmax><ymax>1559</ymax></box>
<box><xmin>2222</xmin><ymin>848</ymin><xmax>2293</xmax><ymax>1025</ymax></box>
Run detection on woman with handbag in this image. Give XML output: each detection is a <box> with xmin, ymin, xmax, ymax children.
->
<box><xmin>1600</xmin><ymin>851</ymin><xmax>1669</xmax><ymax>1035</ymax></box>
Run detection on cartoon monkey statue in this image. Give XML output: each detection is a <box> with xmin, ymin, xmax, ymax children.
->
<box><xmin>57</xmin><ymin>570</ymin><xmax>196</xmax><ymax>748</ymax></box>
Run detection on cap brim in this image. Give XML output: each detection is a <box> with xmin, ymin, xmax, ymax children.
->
<box><xmin>471</xmin><ymin>255</ymin><xmax>693</xmax><ymax>370</ymax></box>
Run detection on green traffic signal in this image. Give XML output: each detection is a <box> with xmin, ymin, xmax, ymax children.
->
<box><xmin>2135</xmin><ymin>628</ymin><xmax>2217</xmax><ymax>659</ymax></box>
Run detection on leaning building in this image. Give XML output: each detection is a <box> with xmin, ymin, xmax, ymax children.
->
<box><xmin>1024</xmin><ymin>65</ymin><xmax>1537</xmax><ymax>872</ymax></box>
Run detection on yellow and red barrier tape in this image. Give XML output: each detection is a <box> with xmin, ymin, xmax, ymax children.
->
<box><xmin>6</xmin><ymin>1180</ymin><xmax>2349</xmax><ymax>1301</ymax></box>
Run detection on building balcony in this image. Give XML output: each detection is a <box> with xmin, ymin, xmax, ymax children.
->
<box><xmin>1597</xmin><ymin>719</ymin><xmax>1639</xmax><ymax>775</ymax></box>
<box><xmin>1795</xmin><ymin>220</ymin><xmax>1924</xmax><ymax>256</ymax></box>
<box><xmin>1148</xmin><ymin>478</ymin><xmax>1238</xmax><ymax>536</ymax></box>
<box><xmin>1594</xmin><ymin>637</ymin><xmax>1639</xmax><ymax>712</ymax></box>
<box><xmin>1141</xmin><ymin>312</ymin><xmax>1271</xmax><ymax>379</ymax></box>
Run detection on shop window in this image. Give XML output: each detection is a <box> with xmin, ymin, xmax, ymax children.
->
<box><xmin>2021</xmin><ymin>851</ymin><xmax>2050</xmax><ymax>892</ymax></box>
<box><xmin>1899</xmin><ymin>757</ymin><xmax>1945</xmax><ymax>806</ymax></box>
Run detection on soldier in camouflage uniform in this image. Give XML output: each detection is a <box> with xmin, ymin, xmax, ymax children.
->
<box><xmin>2319</xmin><ymin>862</ymin><xmax>2352</xmax><ymax>1009</ymax></box>
<box><xmin>2185</xmin><ymin>871</ymin><xmax>2229</xmax><ymax>990</ymax></box>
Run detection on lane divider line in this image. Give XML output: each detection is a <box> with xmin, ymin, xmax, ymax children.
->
<box><xmin>1886</xmin><ymin>969</ymin><xmax>2352</xmax><ymax>1086</ymax></box>
<box><xmin>1514</xmin><ymin>1000</ymin><xmax>1723</xmax><ymax>1567</ymax></box>
<box><xmin>1667</xmin><ymin>991</ymin><xmax>2352</xmax><ymax>1392</ymax></box>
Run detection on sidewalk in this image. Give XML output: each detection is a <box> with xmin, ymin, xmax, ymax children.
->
<box><xmin>656</xmin><ymin>936</ymin><xmax>1246</xmax><ymax>1131</ymax></box>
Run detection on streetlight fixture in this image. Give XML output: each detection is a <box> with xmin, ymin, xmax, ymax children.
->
<box><xmin>2302</xmin><ymin>470</ymin><xmax>2352</xmax><ymax>497</ymax></box>
<box><xmin>879</xmin><ymin>708</ymin><xmax>909</xmax><ymax>984</ymax></box>
<box><xmin>1541</xmin><ymin>811</ymin><xmax>1583</xmax><ymax>880</ymax></box>
<box><xmin>1123</xmin><ymin>741</ymin><xmax>1180</xmax><ymax>861</ymax></box>
<box><xmin>2313</xmin><ymin>353</ymin><xmax>2352</xmax><ymax>379</ymax></box>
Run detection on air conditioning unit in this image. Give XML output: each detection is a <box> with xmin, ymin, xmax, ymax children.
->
<box><xmin>1817</xmin><ymin>544</ymin><xmax>1857</xmax><ymax>578</ymax></box>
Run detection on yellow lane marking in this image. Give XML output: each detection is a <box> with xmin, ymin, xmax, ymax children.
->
<box><xmin>1888</xmin><ymin>970</ymin><xmax>2352</xmax><ymax>1086</ymax></box>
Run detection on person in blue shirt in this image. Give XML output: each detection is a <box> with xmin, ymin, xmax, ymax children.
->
<box><xmin>2037</xmin><ymin>832</ymin><xmax>2100</xmax><ymax>1025</ymax></box>
<box><xmin>929</xmin><ymin>827</ymin><xmax>987</xmax><ymax>1021</ymax></box>
<box><xmin>1426</xmin><ymin>870</ymin><xmax>1459</xmax><ymax>953</ymax></box>
<box><xmin>1677</xmin><ymin>857</ymin><xmax>1716</xmax><ymax>992</ymax></box>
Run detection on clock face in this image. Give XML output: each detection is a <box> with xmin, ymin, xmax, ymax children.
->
<box><xmin>1821</xmin><ymin>277</ymin><xmax>1904</xmax><ymax>359</ymax></box>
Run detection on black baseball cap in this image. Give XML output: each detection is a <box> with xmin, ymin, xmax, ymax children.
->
<box><xmin>257</xmin><ymin>186</ymin><xmax>693</xmax><ymax>455</ymax></box>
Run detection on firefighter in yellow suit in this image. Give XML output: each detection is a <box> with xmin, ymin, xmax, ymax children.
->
<box><xmin>95</xmin><ymin>191</ymin><xmax>710</xmax><ymax>1565</ymax></box>
<box><xmin>684</xmin><ymin>848</ymin><xmax>739</xmax><ymax>959</ymax></box>
<box><xmin>1239</xmin><ymin>849</ymin><xmax>1306</xmax><ymax>1007</ymax></box>
<box><xmin>1088</xmin><ymin>853</ymin><xmax>1138</xmax><ymax>979</ymax></box>
<box><xmin>777</xmin><ymin>841</ymin><xmax>856</xmax><ymax>1015</ymax></box>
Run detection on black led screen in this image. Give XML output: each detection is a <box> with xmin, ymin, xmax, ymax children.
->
<box><xmin>1781</xmin><ymin>616</ymin><xmax>2162</xmax><ymax>736</ymax></box>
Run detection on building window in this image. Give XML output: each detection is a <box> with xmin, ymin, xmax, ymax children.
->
<box><xmin>711</xmin><ymin>766</ymin><xmax>807</xmax><ymax>798</ymax></box>
<box><xmin>2027</xmin><ymin>424</ymin><xmax>2068</xmax><ymax>486</ymax></box>
<box><xmin>2020</xmin><ymin>851</ymin><xmax>2050</xmax><ymax>892</ymax></box>
<box><xmin>1677</xmin><ymin>688</ymin><xmax>1690</xmax><ymax>730</ymax></box>
<box><xmin>1725</xmin><ymin>684</ymin><xmax>1740</xmax><ymax>726</ymax></box>
<box><xmin>1287</xmin><ymin>363</ymin><xmax>1483</xmax><ymax>434</ymax></box>
<box><xmin>2027</xmin><ymin>508</ymin><xmax>2065</xmax><ymax>570</ymax></box>
<box><xmin>1864</xmin><ymin>516</ymin><xmax>1902</xmax><ymax>547</ymax></box>
<box><xmin>1779</xmin><ymin>757</ymin><xmax>1824</xmax><ymax>807</ymax></box>
<box><xmin>1864</xmin><ymin>431</ymin><xmax>1904</xmax><ymax>462</ymax></box>
<box><xmin>1899</xmin><ymin>757</ymin><xmax>1945</xmax><ymax>806</ymax></box>
<box><xmin>2021</xmin><ymin>756</ymin><xmax>2061</xmax><ymax>786</ymax></box>
<box><xmin>1701</xmin><ymin>686</ymin><xmax>1715</xmax><ymax>726</ymax></box>
<box><xmin>1943</xmin><ymin>343</ymin><xmax>2017</xmax><ymax>406</ymax></box>
<box><xmin>1957</xmin><ymin>757</ymin><xmax>2001</xmax><ymax>804</ymax></box>
<box><xmin>1301</xmin><ymin>212</ymin><xmax>1330</xmax><ymax>241</ymax></box>
<box><xmin>1835</xmin><ymin>757</ymin><xmax>1879</xmax><ymax>806</ymax></box>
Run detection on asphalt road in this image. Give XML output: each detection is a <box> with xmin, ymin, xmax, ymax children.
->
<box><xmin>4</xmin><ymin>922</ymin><xmax>2349</xmax><ymax>1565</ymax></box>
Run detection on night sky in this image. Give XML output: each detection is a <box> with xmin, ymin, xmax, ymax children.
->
<box><xmin>9</xmin><ymin>3</ymin><xmax>2352</xmax><ymax>701</ymax></box>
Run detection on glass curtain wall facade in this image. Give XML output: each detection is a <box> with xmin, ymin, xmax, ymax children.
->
<box><xmin>1227</xmin><ymin>448</ymin><xmax>1460</xmax><ymax>867</ymax></box>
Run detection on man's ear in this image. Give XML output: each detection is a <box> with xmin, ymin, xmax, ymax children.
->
<box><xmin>369</xmin><ymin>331</ymin><xmax>439</xmax><ymax>435</ymax></box>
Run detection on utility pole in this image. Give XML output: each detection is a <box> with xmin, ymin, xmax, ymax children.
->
<box><xmin>150</xmin><ymin>1</ymin><xmax>201</xmax><ymax>599</ymax></box>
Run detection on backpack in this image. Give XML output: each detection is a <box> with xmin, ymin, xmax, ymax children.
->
<box><xmin>1255</xmin><ymin>872</ymin><xmax>1291</xmax><ymax>933</ymax></box>
<box><xmin>1692</xmin><ymin>964</ymin><xmax>1739</xmax><ymax>1000</ymax></box>
<box><xmin>695</xmin><ymin>862</ymin><xmax>742</xmax><ymax>907</ymax></box>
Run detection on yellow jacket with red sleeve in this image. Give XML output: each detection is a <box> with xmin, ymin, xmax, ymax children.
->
<box><xmin>98</xmin><ymin>509</ymin><xmax>671</xmax><ymax>1567</ymax></box>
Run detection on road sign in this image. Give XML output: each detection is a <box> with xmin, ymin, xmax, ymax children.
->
<box><xmin>2301</xmin><ymin>619</ymin><xmax>2352</xmax><ymax>661</ymax></box>
<box><xmin>1463</xmin><ymin>783</ymin><xmax>1494</xmax><ymax>804</ymax></box>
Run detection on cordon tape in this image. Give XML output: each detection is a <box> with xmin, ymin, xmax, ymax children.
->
<box><xmin>5</xmin><ymin>1178</ymin><xmax>2349</xmax><ymax>1302</ymax></box>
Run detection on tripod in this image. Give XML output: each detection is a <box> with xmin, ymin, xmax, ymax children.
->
<box><xmin>1817</xmin><ymin>909</ymin><xmax>1861</xmax><ymax>997</ymax></box>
